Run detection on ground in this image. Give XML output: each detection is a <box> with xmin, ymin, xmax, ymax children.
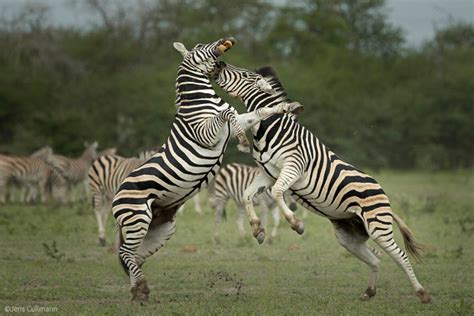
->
<box><xmin>0</xmin><ymin>170</ymin><xmax>473</xmax><ymax>315</ymax></box>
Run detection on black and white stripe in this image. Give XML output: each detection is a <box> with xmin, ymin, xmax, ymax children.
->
<box><xmin>213</xmin><ymin>62</ymin><xmax>431</xmax><ymax>303</ymax></box>
<box><xmin>88</xmin><ymin>152</ymin><xmax>154</xmax><ymax>246</ymax></box>
<box><xmin>210</xmin><ymin>163</ymin><xmax>297</xmax><ymax>243</ymax></box>
<box><xmin>111</xmin><ymin>37</ymin><xmax>297</xmax><ymax>301</ymax></box>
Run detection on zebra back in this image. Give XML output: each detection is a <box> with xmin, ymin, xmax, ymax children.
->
<box><xmin>46</xmin><ymin>142</ymin><xmax>98</xmax><ymax>184</ymax></box>
<box><xmin>88</xmin><ymin>154</ymin><xmax>148</xmax><ymax>208</ymax></box>
<box><xmin>211</xmin><ymin>163</ymin><xmax>274</xmax><ymax>209</ymax></box>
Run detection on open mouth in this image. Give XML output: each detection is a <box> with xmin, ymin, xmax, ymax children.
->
<box><xmin>216</xmin><ymin>37</ymin><xmax>236</xmax><ymax>55</ymax></box>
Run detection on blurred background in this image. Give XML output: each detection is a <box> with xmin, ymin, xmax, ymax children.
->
<box><xmin>0</xmin><ymin>0</ymin><xmax>472</xmax><ymax>170</ymax></box>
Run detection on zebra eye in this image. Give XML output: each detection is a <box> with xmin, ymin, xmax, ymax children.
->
<box><xmin>242</xmin><ymin>73</ymin><xmax>249</xmax><ymax>79</ymax></box>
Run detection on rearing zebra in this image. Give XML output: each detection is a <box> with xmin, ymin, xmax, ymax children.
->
<box><xmin>111</xmin><ymin>37</ymin><xmax>303</xmax><ymax>301</ymax></box>
<box><xmin>212</xmin><ymin>62</ymin><xmax>431</xmax><ymax>303</ymax></box>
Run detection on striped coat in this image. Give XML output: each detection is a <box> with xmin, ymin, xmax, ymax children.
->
<box><xmin>213</xmin><ymin>62</ymin><xmax>431</xmax><ymax>304</ymax></box>
<box><xmin>88</xmin><ymin>152</ymin><xmax>154</xmax><ymax>246</ymax></box>
<box><xmin>111</xmin><ymin>37</ymin><xmax>300</xmax><ymax>301</ymax></box>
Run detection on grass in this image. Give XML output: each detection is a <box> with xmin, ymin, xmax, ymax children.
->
<box><xmin>0</xmin><ymin>170</ymin><xmax>473</xmax><ymax>315</ymax></box>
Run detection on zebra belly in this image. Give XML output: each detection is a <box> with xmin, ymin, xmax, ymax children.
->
<box><xmin>255</xmin><ymin>160</ymin><xmax>357</xmax><ymax>220</ymax></box>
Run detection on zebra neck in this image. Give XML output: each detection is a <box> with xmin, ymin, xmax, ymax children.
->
<box><xmin>242</xmin><ymin>91</ymin><xmax>289</xmax><ymax>112</ymax></box>
<box><xmin>175</xmin><ymin>67</ymin><xmax>214</xmax><ymax>102</ymax></box>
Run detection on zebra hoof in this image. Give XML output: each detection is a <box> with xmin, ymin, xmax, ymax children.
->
<box><xmin>360</xmin><ymin>287</ymin><xmax>376</xmax><ymax>301</ymax></box>
<box><xmin>292</xmin><ymin>220</ymin><xmax>304</xmax><ymax>235</ymax></box>
<box><xmin>131</xmin><ymin>280</ymin><xmax>150</xmax><ymax>302</ymax></box>
<box><xmin>416</xmin><ymin>289</ymin><xmax>432</xmax><ymax>304</ymax></box>
<box><xmin>99</xmin><ymin>238</ymin><xmax>106</xmax><ymax>247</ymax></box>
<box><xmin>254</xmin><ymin>228</ymin><xmax>266</xmax><ymax>244</ymax></box>
<box><xmin>359</xmin><ymin>293</ymin><xmax>371</xmax><ymax>301</ymax></box>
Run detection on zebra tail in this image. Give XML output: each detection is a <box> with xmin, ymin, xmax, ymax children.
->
<box><xmin>393</xmin><ymin>213</ymin><xmax>424</xmax><ymax>263</ymax></box>
<box><xmin>115</xmin><ymin>223</ymin><xmax>130</xmax><ymax>276</ymax></box>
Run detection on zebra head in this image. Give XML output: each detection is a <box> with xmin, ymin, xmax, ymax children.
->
<box><xmin>173</xmin><ymin>37</ymin><xmax>236</xmax><ymax>75</ymax></box>
<box><xmin>211</xmin><ymin>61</ymin><xmax>276</xmax><ymax>98</ymax></box>
<box><xmin>83</xmin><ymin>141</ymin><xmax>99</xmax><ymax>161</ymax></box>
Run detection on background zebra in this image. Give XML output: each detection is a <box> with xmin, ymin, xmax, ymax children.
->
<box><xmin>0</xmin><ymin>154</ymin><xmax>51</xmax><ymax>203</ymax></box>
<box><xmin>213</xmin><ymin>62</ymin><xmax>432</xmax><ymax>303</ymax></box>
<box><xmin>88</xmin><ymin>151</ymin><xmax>155</xmax><ymax>246</ymax></box>
<box><xmin>111</xmin><ymin>37</ymin><xmax>302</xmax><ymax>301</ymax></box>
<box><xmin>45</xmin><ymin>142</ymin><xmax>99</xmax><ymax>202</ymax></box>
<box><xmin>209</xmin><ymin>163</ymin><xmax>298</xmax><ymax>243</ymax></box>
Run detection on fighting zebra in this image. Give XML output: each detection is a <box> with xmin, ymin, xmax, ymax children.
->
<box><xmin>111</xmin><ymin>37</ymin><xmax>303</xmax><ymax>301</ymax></box>
<box><xmin>212</xmin><ymin>62</ymin><xmax>431</xmax><ymax>303</ymax></box>
<box><xmin>88</xmin><ymin>151</ymin><xmax>155</xmax><ymax>246</ymax></box>
<box><xmin>45</xmin><ymin>142</ymin><xmax>98</xmax><ymax>202</ymax></box>
<box><xmin>0</xmin><ymin>154</ymin><xmax>51</xmax><ymax>203</ymax></box>
<box><xmin>210</xmin><ymin>163</ymin><xmax>298</xmax><ymax>243</ymax></box>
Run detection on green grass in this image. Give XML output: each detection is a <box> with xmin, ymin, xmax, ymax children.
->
<box><xmin>0</xmin><ymin>170</ymin><xmax>473</xmax><ymax>315</ymax></box>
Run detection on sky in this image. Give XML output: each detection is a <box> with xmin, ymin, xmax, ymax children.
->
<box><xmin>0</xmin><ymin>0</ymin><xmax>473</xmax><ymax>47</ymax></box>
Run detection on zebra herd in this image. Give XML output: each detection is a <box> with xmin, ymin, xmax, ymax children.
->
<box><xmin>3</xmin><ymin>36</ymin><xmax>432</xmax><ymax>304</ymax></box>
<box><xmin>0</xmin><ymin>142</ymin><xmax>107</xmax><ymax>204</ymax></box>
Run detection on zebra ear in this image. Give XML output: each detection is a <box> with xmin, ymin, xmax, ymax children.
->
<box><xmin>173</xmin><ymin>42</ymin><xmax>189</xmax><ymax>57</ymax></box>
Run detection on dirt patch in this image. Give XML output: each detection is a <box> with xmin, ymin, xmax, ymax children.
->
<box><xmin>205</xmin><ymin>270</ymin><xmax>243</xmax><ymax>297</ymax></box>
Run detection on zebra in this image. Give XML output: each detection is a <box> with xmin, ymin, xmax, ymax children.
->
<box><xmin>212</xmin><ymin>62</ymin><xmax>432</xmax><ymax>303</ymax></box>
<box><xmin>209</xmin><ymin>163</ymin><xmax>298</xmax><ymax>243</ymax></box>
<box><xmin>0</xmin><ymin>154</ymin><xmax>51</xmax><ymax>203</ymax></box>
<box><xmin>88</xmin><ymin>151</ymin><xmax>155</xmax><ymax>246</ymax></box>
<box><xmin>45</xmin><ymin>142</ymin><xmax>99</xmax><ymax>202</ymax></box>
<box><xmin>111</xmin><ymin>37</ymin><xmax>303</xmax><ymax>301</ymax></box>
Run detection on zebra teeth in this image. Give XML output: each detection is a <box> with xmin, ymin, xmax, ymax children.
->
<box><xmin>223</xmin><ymin>40</ymin><xmax>233</xmax><ymax>49</ymax></box>
<box><xmin>217</xmin><ymin>40</ymin><xmax>234</xmax><ymax>54</ymax></box>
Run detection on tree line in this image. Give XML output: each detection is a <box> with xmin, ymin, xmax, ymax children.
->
<box><xmin>0</xmin><ymin>0</ymin><xmax>472</xmax><ymax>169</ymax></box>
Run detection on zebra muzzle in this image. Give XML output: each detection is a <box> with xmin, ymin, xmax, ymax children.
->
<box><xmin>216</xmin><ymin>38</ymin><xmax>236</xmax><ymax>55</ymax></box>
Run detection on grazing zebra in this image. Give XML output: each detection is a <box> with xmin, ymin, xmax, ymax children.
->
<box><xmin>210</xmin><ymin>163</ymin><xmax>298</xmax><ymax>243</ymax></box>
<box><xmin>46</xmin><ymin>142</ymin><xmax>99</xmax><ymax>202</ymax></box>
<box><xmin>212</xmin><ymin>62</ymin><xmax>431</xmax><ymax>303</ymax></box>
<box><xmin>88</xmin><ymin>151</ymin><xmax>155</xmax><ymax>246</ymax></box>
<box><xmin>112</xmin><ymin>37</ymin><xmax>303</xmax><ymax>301</ymax></box>
<box><xmin>0</xmin><ymin>154</ymin><xmax>51</xmax><ymax>203</ymax></box>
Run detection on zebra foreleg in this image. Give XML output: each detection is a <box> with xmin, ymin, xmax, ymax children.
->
<box><xmin>243</xmin><ymin>171</ymin><xmax>274</xmax><ymax>244</ymax></box>
<box><xmin>270</xmin><ymin>162</ymin><xmax>304</xmax><ymax>234</ymax></box>
<box><xmin>331</xmin><ymin>219</ymin><xmax>380</xmax><ymax>301</ymax></box>
<box><xmin>270</xmin><ymin>206</ymin><xmax>281</xmax><ymax>241</ymax></box>
<box><xmin>236</xmin><ymin>207</ymin><xmax>246</xmax><ymax>238</ymax></box>
<box><xmin>212</xmin><ymin>198</ymin><xmax>228</xmax><ymax>243</ymax></box>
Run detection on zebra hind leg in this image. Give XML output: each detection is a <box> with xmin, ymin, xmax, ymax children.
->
<box><xmin>117</xmin><ymin>210</ymin><xmax>152</xmax><ymax>301</ymax></box>
<box><xmin>133</xmin><ymin>207</ymin><xmax>177</xmax><ymax>303</ymax></box>
<box><xmin>331</xmin><ymin>219</ymin><xmax>380</xmax><ymax>300</ymax></box>
<box><xmin>135</xmin><ymin>208</ymin><xmax>177</xmax><ymax>267</ymax></box>
<box><xmin>362</xmin><ymin>211</ymin><xmax>432</xmax><ymax>303</ymax></box>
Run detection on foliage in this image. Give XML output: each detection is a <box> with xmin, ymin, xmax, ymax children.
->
<box><xmin>0</xmin><ymin>0</ymin><xmax>472</xmax><ymax>168</ymax></box>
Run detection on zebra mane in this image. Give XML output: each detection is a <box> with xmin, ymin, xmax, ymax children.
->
<box><xmin>255</xmin><ymin>66</ymin><xmax>290</xmax><ymax>101</ymax></box>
